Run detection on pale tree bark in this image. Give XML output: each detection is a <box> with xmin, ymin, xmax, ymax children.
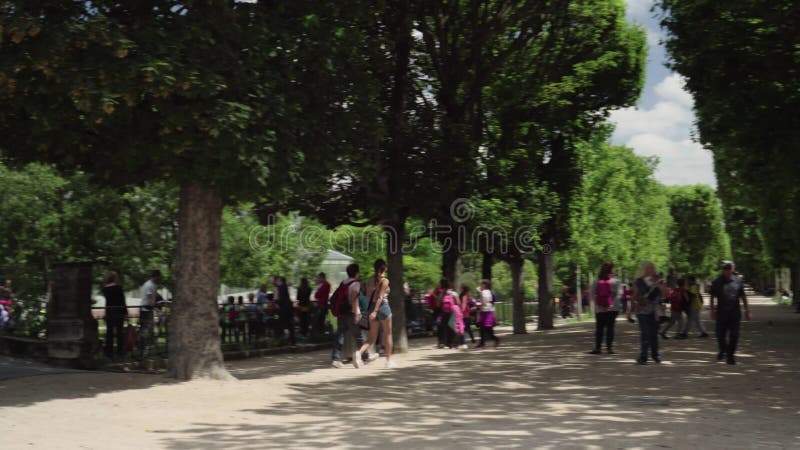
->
<box><xmin>509</xmin><ymin>256</ymin><xmax>526</xmax><ymax>334</ymax></box>
<box><xmin>537</xmin><ymin>242</ymin><xmax>555</xmax><ymax>330</ymax></box>
<box><xmin>167</xmin><ymin>183</ymin><xmax>232</xmax><ymax>381</ymax></box>
<box><xmin>386</xmin><ymin>220</ymin><xmax>408</xmax><ymax>353</ymax></box>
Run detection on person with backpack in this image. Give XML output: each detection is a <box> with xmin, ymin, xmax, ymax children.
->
<box><xmin>448</xmin><ymin>284</ymin><xmax>465</xmax><ymax>349</ymax></box>
<box><xmin>682</xmin><ymin>275</ymin><xmax>709</xmax><ymax>338</ymax></box>
<box><xmin>476</xmin><ymin>279</ymin><xmax>500</xmax><ymax>348</ymax></box>
<box><xmin>631</xmin><ymin>262</ymin><xmax>667</xmax><ymax>364</ymax></box>
<box><xmin>330</xmin><ymin>263</ymin><xmax>371</xmax><ymax>368</ymax></box>
<box><xmin>437</xmin><ymin>279</ymin><xmax>458</xmax><ymax>348</ymax></box>
<box><xmin>588</xmin><ymin>262</ymin><xmax>620</xmax><ymax>355</ymax></box>
<box><xmin>459</xmin><ymin>284</ymin><xmax>476</xmax><ymax>345</ymax></box>
<box><xmin>660</xmin><ymin>278</ymin><xmax>689</xmax><ymax>340</ymax></box>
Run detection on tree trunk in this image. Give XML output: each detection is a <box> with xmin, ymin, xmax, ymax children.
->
<box><xmin>791</xmin><ymin>264</ymin><xmax>800</xmax><ymax>311</ymax></box>
<box><xmin>167</xmin><ymin>183</ymin><xmax>232</xmax><ymax>381</ymax></box>
<box><xmin>386</xmin><ymin>219</ymin><xmax>408</xmax><ymax>353</ymax></box>
<box><xmin>509</xmin><ymin>256</ymin><xmax>526</xmax><ymax>334</ymax></box>
<box><xmin>482</xmin><ymin>251</ymin><xmax>493</xmax><ymax>281</ymax></box>
<box><xmin>441</xmin><ymin>244</ymin><xmax>461</xmax><ymax>285</ymax></box>
<box><xmin>537</xmin><ymin>244</ymin><xmax>555</xmax><ymax>330</ymax></box>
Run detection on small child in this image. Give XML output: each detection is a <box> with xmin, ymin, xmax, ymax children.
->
<box><xmin>220</xmin><ymin>296</ymin><xmax>236</xmax><ymax>343</ymax></box>
<box><xmin>682</xmin><ymin>275</ymin><xmax>709</xmax><ymax>337</ymax></box>
<box><xmin>660</xmin><ymin>279</ymin><xmax>687</xmax><ymax>339</ymax></box>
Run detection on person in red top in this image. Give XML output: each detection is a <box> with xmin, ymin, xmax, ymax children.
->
<box><xmin>660</xmin><ymin>278</ymin><xmax>688</xmax><ymax>339</ymax></box>
<box><xmin>313</xmin><ymin>272</ymin><xmax>331</xmax><ymax>335</ymax></box>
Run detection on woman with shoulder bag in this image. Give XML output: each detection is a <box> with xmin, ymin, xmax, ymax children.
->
<box><xmin>353</xmin><ymin>259</ymin><xmax>396</xmax><ymax>369</ymax></box>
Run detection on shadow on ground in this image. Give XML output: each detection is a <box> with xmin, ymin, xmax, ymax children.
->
<box><xmin>159</xmin><ymin>301</ymin><xmax>800</xmax><ymax>449</ymax></box>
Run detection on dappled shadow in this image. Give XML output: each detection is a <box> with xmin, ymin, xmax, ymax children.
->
<box><xmin>160</xmin><ymin>300</ymin><xmax>800</xmax><ymax>449</ymax></box>
<box><xmin>0</xmin><ymin>370</ymin><xmax>171</xmax><ymax>408</ymax></box>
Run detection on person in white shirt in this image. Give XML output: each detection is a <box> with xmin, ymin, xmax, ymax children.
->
<box><xmin>138</xmin><ymin>270</ymin><xmax>161</xmax><ymax>358</ymax></box>
<box><xmin>476</xmin><ymin>279</ymin><xmax>500</xmax><ymax>348</ymax></box>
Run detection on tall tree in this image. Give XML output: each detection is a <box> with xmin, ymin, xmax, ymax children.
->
<box><xmin>0</xmin><ymin>1</ymin><xmax>359</xmax><ymax>379</ymax></box>
<box><xmin>478</xmin><ymin>0</ymin><xmax>646</xmax><ymax>331</ymax></box>
<box><xmin>569</xmin><ymin>141</ymin><xmax>672</xmax><ymax>283</ymax></box>
<box><xmin>659</xmin><ymin>0</ymin><xmax>800</xmax><ymax>301</ymax></box>
<box><xmin>665</xmin><ymin>185</ymin><xmax>730</xmax><ymax>278</ymax></box>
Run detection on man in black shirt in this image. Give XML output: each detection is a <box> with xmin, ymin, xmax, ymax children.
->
<box><xmin>709</xmin><ymin>261</ymin><xmax>751</xmax><ymax>365</ymax></box>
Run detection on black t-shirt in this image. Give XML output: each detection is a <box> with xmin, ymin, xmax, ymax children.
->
<box><xmin>102</xmin><ymin>284</ymin><xmax>127</xmax><ymax>321</ymax></box>
<box><xmin>710</xmin><ymin>275</ymin><xmax>744</xmax><ymax>316</ymax></box>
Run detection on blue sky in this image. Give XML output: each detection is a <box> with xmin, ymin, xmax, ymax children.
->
<box><xmin>608</xmin><ymin>0</ymin><xmax>717</xmax><ymax>187</ymax></box>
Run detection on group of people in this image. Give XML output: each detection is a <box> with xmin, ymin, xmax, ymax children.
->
<box><xmin>219</xmin><ymin>275</ymin><xmax>297</xmax><ymax>345</ymax></box>
<box><xmin>0</xmin><ymin>279</ymin><xmax>14</xmax><ymax>330</ymax></box>
<box><xmin>589</xmin><ymin>260</ymin><xmax>751</xmax><ymax>365</ymax></box>
<box><xmin>424</xmin><ymin>278</ymin><xmax>500</xmax><ymax>350</ymax></box>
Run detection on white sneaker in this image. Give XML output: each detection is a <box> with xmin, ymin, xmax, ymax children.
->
<box><xmin>366</xmin><ymin>353</ymin><xmax>380</xmax><ymax>362</ymax></box>
<box><xmin>331</xmin><ymin>360</ymin><xmax>345</xmax><ymax>369</ymax></box>
<box><xmin>459</xmin><ymin>344</ymin><xmax>468</xmax><ymax>350</ymax></box>
<box><xmin>385</xmin><ymin>360</ymin><xmax>398</xmax><ymax>369</ymax></box>
<box><xmin>352</xmin><ymin>351</ymin><xmax>363</xmax><ymax>368</ymax></box>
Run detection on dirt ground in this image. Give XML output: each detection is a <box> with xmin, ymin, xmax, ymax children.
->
<box><xmin>1</xmin><ymin>295</ymin><xmax>798</xmax><ymax>449</ymax></box>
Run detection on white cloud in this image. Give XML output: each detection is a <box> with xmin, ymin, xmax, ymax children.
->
<box><xmin>626</xmin><ymin>135</ymin><xmax>715</xmax><ymax>186</ymax></box>
<box><xmin>653</xmin><ymin>74</ymin><xmax>693</xmax><ymax>109</ymax></box>
<box><xmin>608</xmin><ymin>72</ymin><xmax>715</xmax><ymax>187</ymax></box>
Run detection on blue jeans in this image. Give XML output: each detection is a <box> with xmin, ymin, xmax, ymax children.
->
<box><xmin>637</xmin><ymin>313</ymin><xmax>659</xmax><ymax>361</ymax></box>
<box><xmin>331</xmin><ymin>315</ymin><xmax>368</xmax><ymax>361</ymax></box>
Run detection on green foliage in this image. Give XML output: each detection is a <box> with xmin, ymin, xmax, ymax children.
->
<box><xmin>659</xmin><ymin>0</ymin><xmax>800</xmax><ymax>273</ymax></box>
<box><xmin>567</xmin><ymin>141</ymin><xmax>672</xmax><ymax>280</ymax></box>
<box><xmin>665</xmin><ymin>185</ymin><xmax>731</xmax><ymax>278</ymax></box>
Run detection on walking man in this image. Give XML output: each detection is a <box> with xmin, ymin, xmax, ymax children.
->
<box><xmin>709</xmin><ymin>261</ymin><xmax>751</xmax><ymax>365</ymax></box>
<box><xmin>330</xmin><ymin>263</ymin><xmax>370</xmax><ymax>368</ymax></box>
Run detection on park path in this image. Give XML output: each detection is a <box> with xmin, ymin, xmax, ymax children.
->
<box><xmin>1</xmin><ymin>295</ymin><xmax>799</xmax><ymax>449</ymax></box>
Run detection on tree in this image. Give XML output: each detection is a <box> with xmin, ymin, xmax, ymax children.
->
<box><xmin>0</xmin><ymin>1</ymin><xmax>360</xmax><ymax>379</ymax></box>
<box><xmin>665</xmin><ymin>185</ymin><xmax>730</xmax><ymax>278</ymax></box>
<box><xmin>659</xmin><ymin>0</ymin><xmax>800</xmax><ymax>301</ymax></box>
<box><xmin>478</xmin><ymin>0</ymin><xmax>646</xmax><ymax>331</ymax></box>
<box><xmin>568</xmin><ymin>141</ymin><xmax>672</xmax><ymax>283</ymax></box>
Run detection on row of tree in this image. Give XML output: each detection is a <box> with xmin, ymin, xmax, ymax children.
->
<box><xmin>0</xmin><ymin>1</ymin><xmax>734</xmax><ymax>379</ymax></box>
<box><xmin>658</xmin><ymin>0</ymin><xmax>799</xmax><ymax>301</ymax></box>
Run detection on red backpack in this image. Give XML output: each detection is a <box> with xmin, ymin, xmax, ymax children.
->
<box><xmin>330</xmin><ymin>280</ymin><xmax>357</xmax><ymax>318</ymax></box>
<box><xmin>595</xmin><ymin>279</ymin><xmax>614</xmax><ymax>308</ymax></box>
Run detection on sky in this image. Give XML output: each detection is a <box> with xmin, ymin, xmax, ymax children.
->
<box><xmin>608</xmin><ymin>0</ymin><xmax>717</xmax><ymax>187</ymax></box>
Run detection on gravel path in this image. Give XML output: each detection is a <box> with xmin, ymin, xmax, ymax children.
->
<box><xmin>1</xmin><ymin>295</ymin><xmax>798</xmax><ymax>449</ymax></box>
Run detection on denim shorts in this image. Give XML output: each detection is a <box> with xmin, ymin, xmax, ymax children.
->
<box><xmin>375</xmin><ymin>302</ymin><xmax>392</xmax><ymax>321</ymax></box>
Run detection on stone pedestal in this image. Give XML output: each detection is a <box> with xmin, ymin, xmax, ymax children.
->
<box><xmin>46</xmin><ymin>262</ymin><xmax>99</xmax><ymax>367</ymax></box>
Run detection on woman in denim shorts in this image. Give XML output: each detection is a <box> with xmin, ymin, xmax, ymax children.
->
<box><xmin>353</xmin><ymin>259</ymin><xmax>396</xmax><ymax>369</ymax></box>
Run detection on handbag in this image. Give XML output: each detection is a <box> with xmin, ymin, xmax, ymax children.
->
<box><xmin>358</xmin><ymin>306</ymin><xmax>371</xmax><ymax>330</ymax></box>
<box><xmin>359</xmin><ymin>282</ymin><xmax>380</xmax><ymax>330</ymax></box>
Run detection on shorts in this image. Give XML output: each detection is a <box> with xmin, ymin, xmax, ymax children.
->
<box><xmin>373</xmin><ymin>302</ymin><xmax>392</xmax><ymax>321</ymax></box>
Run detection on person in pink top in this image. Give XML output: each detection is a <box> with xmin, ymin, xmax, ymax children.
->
<box><xmin>459</xmin><ymin>284</ymin><xmax>476</xmax><ymax>345</ymax></box>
